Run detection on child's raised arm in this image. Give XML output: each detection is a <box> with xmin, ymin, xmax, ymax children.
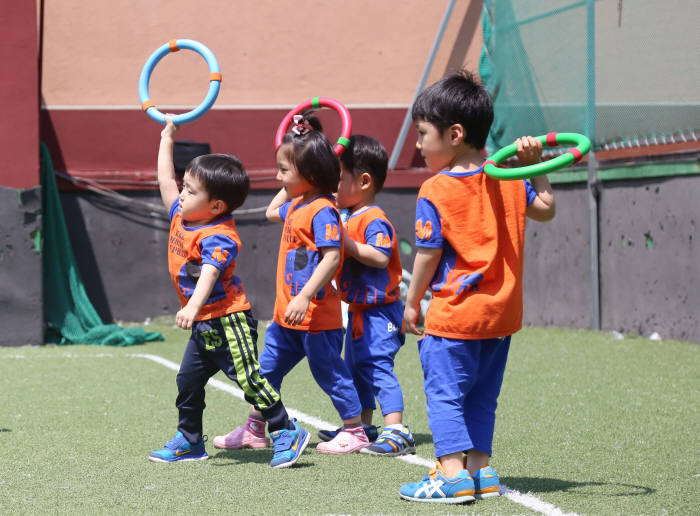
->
<box><xmin>266</xmin><ymin>188</ymin><xmax>290</xmax><ymax>222</ymax></box>
<box><xmin>515</xmin><ymin>136</ymin><xmax>556</xmax><ymax>222</ymax></box>
<box><xmin>157</xmin><ymin>116</ymin><xmax>181</xmax><ymax>210</ymax></box>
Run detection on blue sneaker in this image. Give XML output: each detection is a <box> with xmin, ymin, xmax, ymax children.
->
<box><xmin>269</xmin><ymin>420</ymin><xmax>310</xmax><ymax>469</ymax></box>
<box><xmin>149</xmin><ymin>431</ymin><xmax>208</xmax><ymax>463</ymax></box>
<box><xmin>399</xmin><ymin>461</ymin><xmax>475</xmax><ymax>504</ymax></box>
<box><xmin>318</xmin><ymin>424</ymin><xmax>379</xmax><ymax>442</ymax></box>
<box><xmin>365</xmin><ymin>425</ymin><xmax>416</xmax><ymax>456</ymax></box>
<box><xmin>474</xmin><ymin>466</ymin><xmax>500</xmax><ymax>498</ymax></box>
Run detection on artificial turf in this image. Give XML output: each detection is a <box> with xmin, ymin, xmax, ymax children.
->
<box><xmin>1</xmin><ymin>321</ymin><xmax>697</xmax><ymax>515</ymax></box>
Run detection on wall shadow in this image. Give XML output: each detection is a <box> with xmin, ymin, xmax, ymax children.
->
<box><xmin>503</xmin><ymin>476</ymin><xmax>655</xmax><ymax>497</ymax></box>
<box><xmin>444</xmin><ymin>0</ymin><xmax>483</xmax><ymax>75</ymax></box>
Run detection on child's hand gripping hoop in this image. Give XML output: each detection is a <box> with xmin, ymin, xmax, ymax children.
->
<box><xmin>275</xmin><ymin>97</ymin><xmax>352</xmax><ymax>156</ymax></box>
<box><xmin>138</xmin><ymin>39</ymin><xmax>222</xmax><ymax>125</ymax></box>
<box><xmin>483</xmin><ymin>132</ymin><xmax>591</xmax><ymax>180</ymax></box>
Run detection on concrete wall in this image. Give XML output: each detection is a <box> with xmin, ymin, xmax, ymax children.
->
<box><xmin>59</xmin><ymin>173</ymin><xmax>699</xmax><ymax>343</ymax></box>
<box><xmin>0</xmin><ymin>187</ymin><xmax>43</xmax><ymax>346</ymax></box>
<box><xmin>41</xmin><ymin>0</ymin><xmax>483</xmax><ymax>107</ymax></box>
<box><xmin>39</xmin><ymin>1</ymin><xmax>484</xmax><ymax>180</ymax></box>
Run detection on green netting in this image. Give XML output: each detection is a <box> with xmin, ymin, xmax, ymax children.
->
<box><xmin>479</xmin><ymin>0</ymin><xmax>700</xmax><ymax>155</ymax></box>
<box><xmin>40</xmin><ymin>142</ymin><xmax>164</xmax><ymax>346</ymax></box>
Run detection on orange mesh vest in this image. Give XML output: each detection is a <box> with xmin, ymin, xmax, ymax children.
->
<box><xmin>417</xmin><ymin>171</ymin><xmax>528</xmax><ymax>339</ymax></box>
<box><xmin>273</xmin><ymin>195</ymin><xmax>343</xmax><ymax>331</ymax></box>
<box><xmin>340</xmin><ymin>206</ymin><xmax>402</xmax><ymax>311</ymax></box>
<box><xmin>168</xmin><ymin>213</ymin><xmax>250</xmax><ymax>320</ymax></box>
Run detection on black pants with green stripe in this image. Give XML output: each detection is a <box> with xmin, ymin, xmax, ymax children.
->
<box><xmin>176</xmin><ymin>310</ymin><xmax>290</xmax><ymax>444</ymax></box>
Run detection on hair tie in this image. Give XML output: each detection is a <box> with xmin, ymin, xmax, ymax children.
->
<box><xmin>291</xmin><ymin>114</ymin><xmax>312</xmax><ymax>136</ymax></box>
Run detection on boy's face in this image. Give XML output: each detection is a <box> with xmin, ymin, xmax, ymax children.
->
<box><xmin>179</xmin><ymin>171</ymin><xmax>218</xmax><ymax>225</ymax></box>
<box><xmin>415</xmin><ymin>120</ymin><xmax>454</xmax><ymax>172</ymax></box>
<box><xmin>335</xmin><ymin>163</ymin><xmax>366</xmax><ymax>210</ymax></box>
<box><xmin>276</xmin><ymin>144</ymin><xmax>309</xmax><ymax>198</ymax></box>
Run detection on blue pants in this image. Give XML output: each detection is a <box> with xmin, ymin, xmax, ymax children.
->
<box><xmin>176</xmin><ymin>311</ymin><xmax>289</xmax><ymax>444</ymax></box>
<box><xmin>345</xmin><ymin>301</ymin><xmax>405</xmax><ymax>415</ymax></box>
<box><xmin>419</xmin><ymin>334</ymin><xmax>511</xmax><ymax>457</ymax></box>
<box><xmin>260</xmin><ymin>321</ymin><xmax>362</xmax><ymax>420</ymax></box>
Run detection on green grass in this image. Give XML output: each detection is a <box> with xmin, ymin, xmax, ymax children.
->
<box><xmin>1</xmin><ymin>321</ymin><xmax>697</xmax><ymax>515</ymax></box>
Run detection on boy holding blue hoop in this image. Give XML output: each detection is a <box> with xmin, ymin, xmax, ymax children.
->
<box><xmin>399</xmin><ymin>71</ymin><xmax>556</xmax><ymax>503</ymax></box>
<box><xmin>149</xmin><ymin>118</ymin><xmax>309</xmax><ymax>469</ymax></box>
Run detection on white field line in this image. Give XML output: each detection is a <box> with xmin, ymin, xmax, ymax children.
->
<box><xmin>8</xmin><ymin>351</ymin><xmax>574</xmax><ymax>516</ymax></box>
<box><xmin>4</xmin><ymin>351</ymin><xmax>577</xmax><ymax>514</ymax></box>
<box><xmin>131</xmin><ymin>353</ymin><xmax>578</xmax><ymax>516</ymax></box>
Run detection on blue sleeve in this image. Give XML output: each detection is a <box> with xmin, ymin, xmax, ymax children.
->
<box><xmin>278</xmin><ymin>201</ymin><xmax>291</xmax><ymax>221</ymax></box>
<box><xmin>415</xmin><ymin>197</ymin><xmax>443</xmax><ymax>248</ymax></box>
<box><xmin>200</xmin><ymin>234</ymin><xmax>238</xmax><ymax>271</ymax></box>
<box><xmin>524</xmin><ymin>180</ymin><xmax>537</xmax><ymax>206</ymax></box>
<box><xmin>312</xmin><ymin>207</ymin><xmax>341</xmax><ymax>248</ymax></box>
<box><xmin>364</xmin><ymin>219</ymin><xmax>394</xmax><ymax>257</ymax></box>
<box><xmin>169</xmin><ymin>199</ymin><xmax>180</xmax><ymax>222</ymax></box>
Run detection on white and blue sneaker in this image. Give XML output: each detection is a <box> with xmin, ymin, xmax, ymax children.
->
<box><xmin>269</xmin><ymin>420</ymin><xmax>310</xmax><ymax>469</ymax></box>
<box><xmin>399</xmin><ymin>460</ymin><xmax>475</xmax><ymax>504</ymax></box>
<box><xmin>149</xmin><ymin>431</ymin><xmax>208</xmax><ymax>463</ymax></box>
<box><xmin>365</xmin><ymin>425</ymin><xmax>416</xmax><ymax>456</ymax></box>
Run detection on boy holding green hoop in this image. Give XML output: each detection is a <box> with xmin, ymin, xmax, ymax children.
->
<box><xmin>399</xmin><ymin>70</ymin><xmax>555</xmax><ymax>504</ymax></box>
<box><xmin>149</xmin><ymin>117</ymin><xmax>309</xmax><ymax>469</ymax></box>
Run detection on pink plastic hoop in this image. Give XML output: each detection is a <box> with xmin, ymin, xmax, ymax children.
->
<box><xmin>274</xmin><ymin>97</ymin><xmax>352</xmax><ymax>156</ymax></box>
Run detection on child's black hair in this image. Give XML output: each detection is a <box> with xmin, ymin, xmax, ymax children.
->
<box><xmin>280</xmin><ymin>131</ymin><xmax>340</xmax><ymax>194</ymax></box>
<box><xmin>186</xmin><ymin>154</ymin><xmax>250</xmax><ymax>213</ymax></box>
<box><xmin>411</xmin><ymin>69</ymin><xmax>494</xmax><ymax>150</ymax></box>
<box><xmin>339</xmin><ymin>135</ymin><xmax>388</xmax><ymax>192</ymax></box>
<box><xmin>300</xmin><ymin>109</ymin><xmax>323</xmax><ymax>132</ymax></box>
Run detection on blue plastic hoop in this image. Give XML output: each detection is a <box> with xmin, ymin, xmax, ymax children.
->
<box><xmin>138</xmin><ymin>39</ymin><xmax>221</xmax><ymax>125</ymax></box>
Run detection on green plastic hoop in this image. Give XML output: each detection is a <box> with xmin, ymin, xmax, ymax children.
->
<box><xmin>483</xmin><ymin>132</ymin><xmax>591</xmax><ymax>180</ymax></box>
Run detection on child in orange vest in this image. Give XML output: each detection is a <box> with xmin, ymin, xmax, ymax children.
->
<box><xmin>150</xmin><ymin>117</ymin><xmax>309</xmax><ymax>469</ymax></box>
<box><xmin>216</xmin><ymin>117</ymin><xmax>370</xmax><ymax>454</ymax></box>
<box><xmin>399</xmin><ymin>71</ymin><xmax>555</xmax><ymax>503</ymax></box>
<box><xmin>320</xmin><ymin>135</ymin><xmax>415</xmax><ymax>456</ymax></box>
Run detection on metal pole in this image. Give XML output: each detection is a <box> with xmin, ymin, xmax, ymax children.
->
<box><xmin>586</xmin><ymin>0</ymin><xmax>600</xmax><ymax>330</ymax></box>
<box><xmin>388</xmin><ymin>0</ymin><xmax>456</xmax><ymax>170</ymax></box>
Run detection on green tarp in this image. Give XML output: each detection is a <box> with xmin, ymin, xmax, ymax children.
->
<box><xmin>40</xmin><ymin>142</ymin><xmax>164</xmax><ymax>346</ymax></box>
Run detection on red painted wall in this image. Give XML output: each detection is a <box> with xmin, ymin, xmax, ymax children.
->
<box><xmin>0</xmin><ymin>3</ymin><xmax>38</xmax><ymax>188</ymax></box>
<box><xmin>40</xmin><ymin>107</ymin><xmax>431</xmax><ymax>189</ymax></box>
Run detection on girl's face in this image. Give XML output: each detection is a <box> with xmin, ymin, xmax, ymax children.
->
<box><xmin>179</xmin><ymin>171</ymin><xmax>218</xmax><ymax>225</ymax></box>
<box><xmin>415</xmin><ymin>120</ymin><xmax>454</xmax><ymax>172</ymax></box>
<box><xmin>276</xmin><ymin>144</ymin><xmax>312</xmax><ymax>198</ymax></box>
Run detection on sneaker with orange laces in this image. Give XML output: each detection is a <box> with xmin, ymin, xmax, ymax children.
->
<box><xmin>213</xmin><ymin>416</ymin><xmax>269</xmax><ymax>449</ymax></box>
<box><xmin>316</xmin><ymin>427</ymin><xmax>369</xmax><ymax>454</ymax></box>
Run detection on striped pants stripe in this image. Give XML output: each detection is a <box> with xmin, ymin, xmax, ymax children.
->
<box><xmin>175</xmin><ymin>310</ymin><xmax>288</xmax><ymax>443</ymax></box>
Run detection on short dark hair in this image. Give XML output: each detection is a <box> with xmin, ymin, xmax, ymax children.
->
<box><xmin>339</xmin><ymin>135</ymin><xmax>388</xmax><ymax>192</ymax></box>
<box><xmin>280</xmin><ymin>131</ymin><xmax>340</xmax><ymax>194</ymax></box>
<box><xmin>186</xmin><ymin>154</ymin><xmax>250</xmax><ymax>213</ymax></box>
<box><xmin>300</xmin><ymin>109</ymin><xmax>323</xmax><ymax>132</ymax></box>
<box><xmin>411</xmin><ymin>69</ymin><xmax>493</xmax><ymax>149</ymax></box>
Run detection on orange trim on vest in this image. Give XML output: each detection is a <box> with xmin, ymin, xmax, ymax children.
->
<box><xmin>141</xmin><ymin>100</ymin><xmax>155</xmax><ymax>112</ymax></box>
<box><xmin>169</xmin><ymin>39</ymin><xmax>179</xmax><ymax>52</ymax></box>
